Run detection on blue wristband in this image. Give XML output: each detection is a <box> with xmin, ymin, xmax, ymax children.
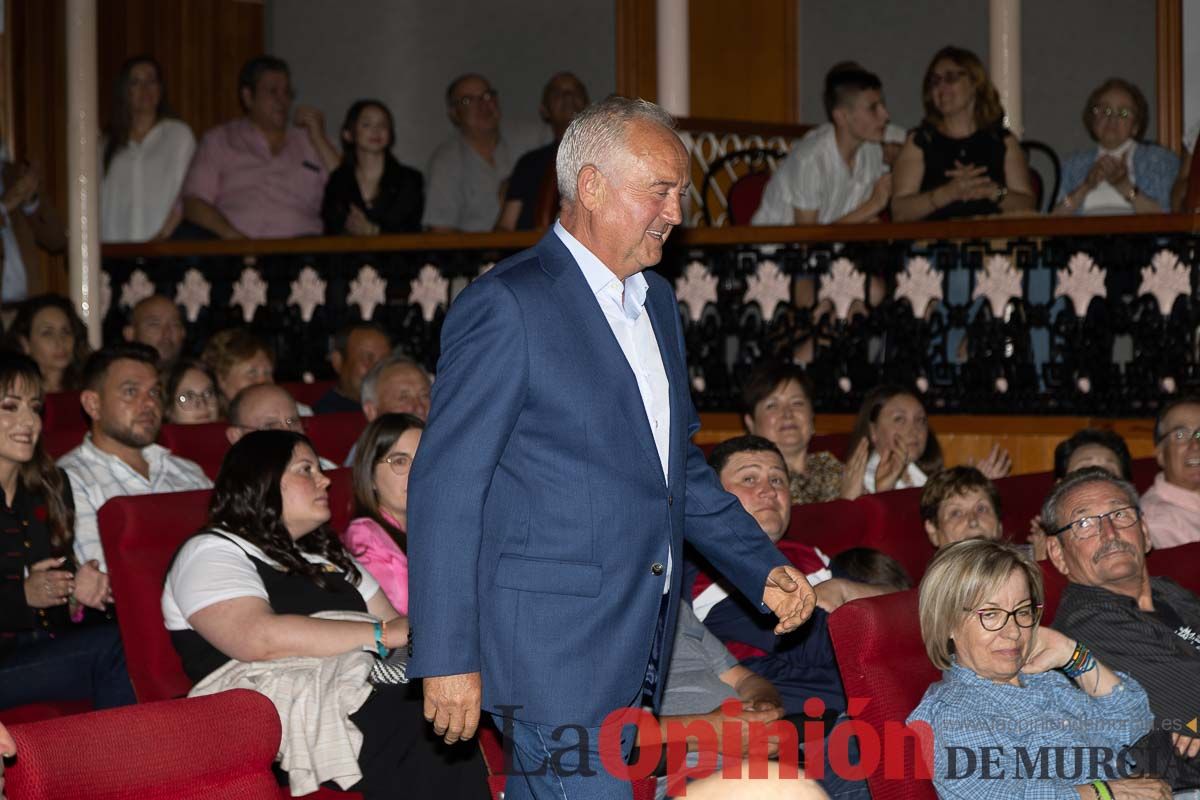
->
<box><xmin>373</xmin><ymin>621</ymin><xmax>387</xmax><ymax>659</ymax></box>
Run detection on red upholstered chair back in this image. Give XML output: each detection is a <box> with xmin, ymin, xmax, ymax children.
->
<box><xmin>727</xmin><ymin>171</ymin><xmax>772</xmax><ymax>225</ymax></box>
<box><xmin>809</xmin><ymin>432</ymin><xmax>850</xmax><ymax>461</ymax></box>
<box><xmin>993</xmin><ymin>470</ymin><xmax>1056</xmax><ymax>544</ymax></box>
<box><xmin>40</xmin><ymin>427</ymin><xmax>85</xmax><ymax>459</ymax></box>
<box><xmin>1131</xmin><ymin>456</ymin><xmax>1158</xmax><ymax>493</ymax></box>
<box><xmin>860</xmin><ymin>487</ymin><xmax>935</xmax><ymax>584</ymax></box>
<box><xmin>827</xmin><ymin>589</ymin><xmax>938</xmax><ymax>800</ymax></box>
<box><xmin>326</xmin><ymin>467</ymin><xmax>354</xmax><ymax>532</ymax></box>
<box><xmin>98</xmin><ymin>489</ymin><xmax>212</xmax><ymax>703</ymax></box>
<box><xmin>1146</xmin><ymin>541</ymin><xmax>1200</xmax><ymax>595</ymax></box>
<box><xmin>158</xmin><ymin>421</ymin><xmax>232</xmax><ymax>480</ymax></box>
<box><xmin>281</xmin><ymin>380</ymin><xmax>334</xmax><ymax>409</ymax></box>
<box><xmin>1039</xmin><ymin>558</ymin><xmax>1069</xmax><ymax>621</ymax></box>
<box><xmin>41</xmin><ymin>390</ymin><xmax>84</xmax><ymax>432</ymax></box>
<box><xmin>6</xmin><ymin>690</ymin><xmax>282</xmax><ymax>800</ymax></box>
<box><xmin>0</xmin><ymin>700</ymin><xmax>92</xmax><ymax>726</ymax></box>
<box><xmin>304</xmin><ymin>411</ymin><xmax>366</xmax><ymax>465</ymax></box>
<box><xmin>782</xmin><ymin>496</ymin><xmax>884</xmax><ymax>558</ymax></box>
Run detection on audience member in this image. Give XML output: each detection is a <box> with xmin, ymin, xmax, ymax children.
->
<box><xmin>182</xmin><ymin>55</ymin><xmax>338</xmax><ymax>239</ymax></box>
<box><xmin>5</xmin><ymin>294</ymin><xmax>89</xmax><ymax>392</ymax></box>
<box><xmin>101</xmin><ymin>56</ymin><xmax>194</xmax><ymax>242</ymax></box>
<box><xmin>827</xmin><ymin>547</ymin><xmax>911</xmax><ymax>591</ymax></box>
<box><xmin>741</xmin><ymin>362</ymin><xmax>866</xmax><ymax>504</ymax></box>
<box><xmin>0</xmin><ymin>352</ymin><xmax>135</xmax><ymax>712</ymax></box>
<box><xmin>892</xmin><ymin>46</ymin><xmax>1035</xmax><ymax>221</ymax></box>
<box><xmin>315</xmin><ymin>322</ymin><xmax>391</xmax><ymax>414</ymax></box>
<box><xmin>58</xmin><ymin>343</ymin><xmax>211</xmax><ymax>570</ymax></box>
<box><xmin>752</xmin><ymin>65</ymin><xmax>891</xmax><ymax>225</ymax></box>
<box><xmin>322</xmin><ymin>99</ymin><xmax>423</xmax><ymax>235</ymax></box>
<box><xmin>360</xmin><ymin>355</ymin><xmax>431</xmax><ymax>422</ymax></box>
<box><xmin>919</xmin><ymin>465</ymin><xmax>1002</xmax><ymax>548</ymax></box>
<box><xmin>1053</xmin><ymin>427</ymin><xmax>1133</xmax><ymax>480</ymax></box>
<box><xmin>908</xmin><ymin>538</ymin><xmax>1167</xmax><ymax>798</ymax></box>
<box><xmin>422</xmin><ymin>73</ymin><xmax>513</xmax><ymax>232</ymax></box>
<box><xmin>1141</xmin><ymin>397</ymin><xmax>1200</xmax><ymax>549</ymax></box>
<box><xmin>122</xmin><ymin>294</ymin><xmax>185</xmax><ymax>369</ymax></box>
<box><xmin>0</xmin><ymin>154</ymin><xmax>65</xmax><ymax>304</ymax></box>
<box><xmin>344</xmin><ymin>413</ymin><xmax>424</xmax><ymax>614</ymax></box>
<box><xmin>1055</xmin><ymin>78</ymin><xmax>1178</xmax><ymax>216</ymax></box>
<box><xmin>201</xmin><ymin>328</ymin><xmax>308</xmax><ymax>414</ymax></box>
<box><xmin>225</xmin><ymin>383</ymin><xmax>334</xmax><ymax>469</ymax></box>
<box><xmin>495</xmin><ymin>72</ymin><xmax>589</xmax><ymax>231</ymax></box>
<box><xmin>1047</xmin><ymin>468</ymin><xmax>1200</xmax><ymax>790</ymax></box>
<box><xmin>163</xmin><ymin>357</ymin><xmax>219</xmax><ymax>425</ymax></box>
<box><xmin>162</xmin><ymin>430</ymin><xmax>487</xmax><ymax>798</ymax></box>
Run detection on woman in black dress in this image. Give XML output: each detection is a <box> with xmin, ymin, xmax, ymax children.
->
<box><xmin>0</xmin><ymin>352</ymin><xmax>132</xmax><ymax>710</ymax></box>
<box><xmin>891</xmin><ymin>45</ymin><xmax>1035</xmax><ymax>221</ymax></box>
<box><xmin>322</xmin><ymin>100</ymin><xmax>423</xmax><ymax>235</ymax></box>
<box><xmin>163</xmin><ymin>430</ymin><xmax>485</xmax><ymax>799</ymax></box>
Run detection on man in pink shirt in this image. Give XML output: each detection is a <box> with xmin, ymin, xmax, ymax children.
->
<box><xmin>182</xmin><ymin>55</ymin><xmax>338</xmax><ymax>239</ymax></box>
<box><xmin>1143</xmin><ymin>397</ymin><xmax>1200</xmax><ymax>549</ymax></box>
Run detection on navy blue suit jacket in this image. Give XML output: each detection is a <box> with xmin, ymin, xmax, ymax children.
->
<box><xmin>406</xmin><ymin>230</ymin><xmax>788</xmax><ymax>726</ymax></box>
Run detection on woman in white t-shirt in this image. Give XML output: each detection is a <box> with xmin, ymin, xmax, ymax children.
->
<box><xmin>163</xmin><ymin>430</ymin><xmax>487</xmax><ymax>799</ymax></box>
<box><xmin>101</xmin><ymin>56</ymin><xmax>195</xmax><ymax>242</ymax></box>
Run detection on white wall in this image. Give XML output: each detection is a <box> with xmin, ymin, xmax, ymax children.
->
<box><xmin>267</xmin><ymin>0</ymin><xmax>617</xmax><ymax>176</ymax></box>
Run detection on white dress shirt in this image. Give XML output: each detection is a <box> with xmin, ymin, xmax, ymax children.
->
<box><xmin>554</xmin><ymin>221</ymin><xmax>673</xmax><ymax>590</ymax></box>
<box><xmin>101</xmin><ymin>118</ymin><xmax>195</xmax><ymax>242</ymax></box>
<box><xmin>59</xmin><ymin>434</ymin><xmax>213</xmax><ymax>570</ymax></box>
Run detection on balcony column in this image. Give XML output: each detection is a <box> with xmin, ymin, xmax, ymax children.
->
<box><xmin>656</xmin><ymin>0</ymin><xmax>689</xmax><ymax>116</ymax></box>
<box><xmin>989</xmin><ymin>0</ymin><xmax>1022</xmax><ymax>136</ymax></box>
<box><xmin>65</xmin><ymin>0</ymin><xmax>102</xmax><ymax>347</ymax></box>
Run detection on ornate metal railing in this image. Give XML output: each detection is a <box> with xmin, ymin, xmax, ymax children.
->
<box><xmin>102</xmin><ymin>214</ymin><xmax>1200</xmax><ymax>416</ymax></box>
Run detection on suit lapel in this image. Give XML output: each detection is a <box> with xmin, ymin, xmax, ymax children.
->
<box><xmin>645</xmin><ymin>279</ymin><xmax>687</xmax><ymax>493</ymax></box>
<box><xmin>540</xmin><ymin>233</ymin><xmax>666</xmax><ymax>484</ymax></box>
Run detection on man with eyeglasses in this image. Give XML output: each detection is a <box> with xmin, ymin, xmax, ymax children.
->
<box><xmin>1048</xmin><ymin>467</ymin><xmax>1200</xmax><ymax>788</ymax></box>
<box><xmin>225</xmin><ymin>383</ymin><xmax>336</xmax><ymax>469</ymax></box>
<box><xmin>181</xmin><ymin>55</ymin><xmax>339</xmax><ymax>239</ymax></box>
<box><xmin>422</xmin><ymin>73</ymin><xmax>514</xmax><ymax>233</ymax></box>
<box><xmin>1140</xmin><ymin>397</ymin><xmax>1200</xmax><ymax>550</ymax></box>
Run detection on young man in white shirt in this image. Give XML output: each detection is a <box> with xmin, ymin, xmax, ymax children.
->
<box><xmin>59</xmin><ymin>343</ymin><xmax>212</xmax><ymax>571</ymax></box>
<box><xmin>753</xmin><ymin>65</ymin><xmax>892</xmax><ymax>226</ymax></box>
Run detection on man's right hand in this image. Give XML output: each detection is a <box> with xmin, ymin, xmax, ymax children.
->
<box><xmin>423</xmin><ymin>671</ymin><xmax>482</xmax><ymax>744</ymax></box>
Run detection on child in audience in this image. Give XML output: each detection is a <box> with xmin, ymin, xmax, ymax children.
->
<box><xmin>828</xmin><ymin>547</ymin><xmax>912</xmax><ymax>591</ymax></box>
<box><xmin>4</xmin><ymin>295</ymin><xmax>90</xmax><ymax>393</ymax></box>
<box><xmin>0</xmin><ymin>352</ymin><xmax>134</xmax><ymax>711</ymax></box>
<box><xmin>163</xmin><ymin>358</ymin><xmax>219</xmax><ymax>424</ymax></box>
<box><xmin>1053</xmin><ymin>427</ymin><xmax>1133</xmax><ymax>480</ymax></box>
<box><xmin>343</xmin><ymin>413</ymin><xmax>423</xmax><ymax>613</ymax></box>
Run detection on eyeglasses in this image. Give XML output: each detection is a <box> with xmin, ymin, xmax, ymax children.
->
<box><xmin>175</xmin><ymin>388</ymin><xmax>216</xmax><ymax>407</ymax></box>
<box><xmin>378</xmin><ymin>453</ymin><xmax>413</xmax><ymax>476</ymax></box>
<box><xmin>1091</xmin><ymin>105</ymin><xmax>1133</xmax><ymax>120</ymax></box>
<box><xmin>1162</xmin><ymin>426</ymin><xmax>1200</xmax><ymax>447</ymax></box>
<box><xmin>928</xmin><ymin>70</ymin><xmax>966</xmax><ymax>88</ymax></box>
<box><xmin>454</xmin><ymin>89</ymin><xmax>497</xmax><ymax>108</ymax></box>
<box><xmin>236</xmin><ymin>417</ymin><xmax>303</xmax><ymax>433</ymax></box>
<box><xmin>1050</xmin><ymin>505</ymin><xmax>1141</xmax><ymax>540</ymax></box>
<box><xmin>966</xmin><ymin>603</ymin><xmax>1043</xmax><ymax>632</ymax></box>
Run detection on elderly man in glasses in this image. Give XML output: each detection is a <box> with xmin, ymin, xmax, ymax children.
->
<box><xmin>1140</xmin><ymin>397</ymin><xmax>1200</xmax><ymax>549</ymax></box>
<box><xmin>1047</xmin><ymin>467</ymin><xmax>1200</xmax><ymax>788</ymax></box>
<box><xmin>422</xmin><ymin>73</ymin><xmax>514</xmax><ymax>233</ymax></box>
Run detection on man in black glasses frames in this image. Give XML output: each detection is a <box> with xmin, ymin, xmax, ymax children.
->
<box><xmin>1142</xmin><ymin>396</ymin><xmax>1200</xmax><ymax>550</ymax></box>
<box><xmin>1047</xmin><ymin>468</ymin><xmax>1200</xmax><ymax>787</ymax></box>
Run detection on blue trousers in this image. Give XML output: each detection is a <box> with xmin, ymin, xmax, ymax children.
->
<box><xmin>492</xmin><ymin>712</ymin><xmax>639</xmax><ymax>800</ymax></box>
<box><xmin>0</xmin><ymin>623</ymin><xmax>135</xmax><ymax>710</ymax></box>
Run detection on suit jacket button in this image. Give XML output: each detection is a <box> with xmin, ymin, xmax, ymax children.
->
<box><xmin>651</xmin><ymin>562</ymin><xmax>664</xmax><ymax>576</ymax></box>
<box><xmin>668</xmin><ymin>494</ymin><xmax>673</xmax><ymax>506</ymax></box>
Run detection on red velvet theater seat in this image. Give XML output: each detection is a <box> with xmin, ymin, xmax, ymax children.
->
<box><xmin>0</xmin><ymin>700</ymin><xmax>92</xmax><ymax>726</ymax></box>
<box><xmin>41</xmin><ymin>391</ymin><xmax>84</xmax><ymax>433</ymax></box>
<box><xmin>281</xmin><ymin>380</ymin><xmax>334</xmax><ymax>409</ymax></box>
<box><xmin>158</xmin><ymin>421</ymin><xmax>232</xmax><ymax>480</ymax></box>
<box><xmin>304</xmin><ymin>411</ymin><xmax>366</xmax><ymax>465</ymax></box>
<box><xmin>827</xmin><ymin>589</ymin><xmax>938</xmax><ymax>800</ymax></box>
<box><xmin>5</xmin><ymin>689</ymin><xmax>283</xmax><ymax>800</ymax></box>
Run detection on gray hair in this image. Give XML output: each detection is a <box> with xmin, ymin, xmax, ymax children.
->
<box><xmin>360</xmin><ymin>353</ymin><xmax>429</xmax><ymax>407</ymax></box>
<box><xmin>555</xmin><ymin>96</ymin><xmax>677</xmax><ymax>202</ymax></box>
<box><xmin>1039</xmin><ymin>466</ymin><xmax>1140</xmax><ymax>534</ymax></box>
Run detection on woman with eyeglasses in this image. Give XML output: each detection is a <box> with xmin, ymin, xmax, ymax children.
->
<box><xmin>1054</xmin><ymin>78</ymin><xmax>1179</xmax><ymax>216</ymax></box>
<box><xmin>343</xmin><ymin>413</ymin><xmax>423</xmax><ymax>614</ymax></box>
<box><xmin>908</xmin><ymin>539</ymin><xmax>1168</xmax><ymax>799</ymax></box>
<box><xmin>163</xmin><ymin>358</ymin><xmax>219</xmax><ymax>424</ymax></box>
<box><xmin>891</xmin><ymin>46</ymin><xmax>1035</xmax><ymax>222</ymax></box>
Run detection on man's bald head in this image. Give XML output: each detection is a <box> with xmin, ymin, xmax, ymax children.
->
<box><xmin>227</xmin><ymin>383</ymin><xmax>303</xmax><ymax>444</ymax></box>
<box><xmin>124</xmin><ymin>295</ymin><xmax>185</xmax><ymax>367</ymax></box>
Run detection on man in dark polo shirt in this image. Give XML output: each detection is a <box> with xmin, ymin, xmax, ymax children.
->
<box><xmin>1046</xmin><ymin>467</ymin><xmax>1200</xmax><ymax>788</ymax></box>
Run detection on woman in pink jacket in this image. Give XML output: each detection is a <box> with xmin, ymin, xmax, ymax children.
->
<box><xmin>342</xmin><ymin>413</ymin><xmax>424</xmax><ymax>613</ymax></box>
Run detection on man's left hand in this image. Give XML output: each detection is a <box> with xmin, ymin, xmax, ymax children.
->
<box><xmin>1173</xmin><ymin>732</ymin><xmax>1200</xmax><ymax>760</ymax></box>
<box><xmin>762</xmin><ymin>565</ymin><xmax>816</xmax><ymax>634</ymax></box>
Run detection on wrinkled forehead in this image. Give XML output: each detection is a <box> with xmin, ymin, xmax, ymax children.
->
<box><xmin>721</xmin><ymin>450</ymin><xmax>787</xmax><ymax>482</ymax></box>
<box><xmin>380</xmin><ymin>363</ymin><xmax>429</xmax><ymax>390</ymax></box>
<box><xmin>452</xmin><ymin>75</ymin><xmax>491</xmax><ymax>101</ymax></box>
<box><xmin>245</xmin><ymin>387</ymin><xmax>297</xmax><ymax>419</ymax></box>
<box><xmin>1163</xmin><ymin>403</ymin><xmax>1200</xmax><ymax>432</ymax></box>
<box><xmin>1061</xmin><ymin>481</ymin><xmax>1129</xmax><ymax>522</ymax></box>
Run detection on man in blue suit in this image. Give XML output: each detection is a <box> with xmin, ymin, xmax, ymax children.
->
<box><xmin>407</xmin><ymin>97</ymin><xmax>816</xmax><ymax>799</ymax></box>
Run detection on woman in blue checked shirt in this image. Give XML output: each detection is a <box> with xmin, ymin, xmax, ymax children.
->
<box><xmin>907</xmin><ymin>539</ymin><xmax>1170</xmax><ymax>799</ymax></box>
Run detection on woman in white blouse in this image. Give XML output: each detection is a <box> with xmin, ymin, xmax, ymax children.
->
<box><xmin>101</xmin><ymin>56</ymin><xmax>195</xmax><ymax>242</ymax></box>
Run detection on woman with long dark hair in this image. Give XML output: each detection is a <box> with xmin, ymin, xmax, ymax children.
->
<box><xmin>321</xmin><ymin>99</ymin><xmax>423</xmax><ymax>235</ymax></box>
<box><xmin>101</xmin><ymin>55</ymin><xmax>195</xmax><ymax>242</ymax></box>
<box><xmin>4</xmin><ymin>294</ymin><xmax>90</xmax><ymax>392</ymax></box>
<box><xmin>0</xmin><ymin>352</ymin><xmax>133</xmax><ymax>710</ymax></box>
<box><xmin>344</xmin><ymin>413</ymin><xmax>424</xmax><ymax>613</ymax></box>
<box><xmin>891</xmin><ymin>45</ymin><xmax>1035</xmax><ymax>221</ymax></box>
<box><xmin>163</xmin><ymin>430</ymin><xmax>485</xmax><ymax>798</ymax></box>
